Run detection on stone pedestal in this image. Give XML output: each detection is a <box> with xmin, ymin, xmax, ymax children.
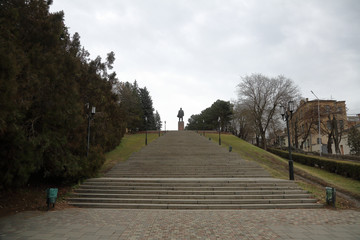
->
<box><xmin>178</xmin><ymin>121</ymin><xmax>184</xmax><ymax>131</ymax></box>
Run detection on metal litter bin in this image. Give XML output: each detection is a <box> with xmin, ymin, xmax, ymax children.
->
<box><xmin>46</xmin><ymin>188</ymin><xmax>58</xmax><ymax>209</ymax></box>
<box><xmin>325</xmin><ymin>187</ymin><xmax>336</xmax><ymax>207</ymax></box>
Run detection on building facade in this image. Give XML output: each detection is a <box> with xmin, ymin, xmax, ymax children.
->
<box><xmin>290</xmin><ymin>98</ymin><xmax>348</xmax><ymax>155</ymax></box>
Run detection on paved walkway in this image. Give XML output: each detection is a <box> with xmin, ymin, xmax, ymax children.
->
<box><xmin>0</xmin><ymin>208</ymin><xmax>359</xmax><ymax>239</ymax></box>
<box><xmin>1</xmin><ymin>131</ymin><xmax>359</xmax><ymax>239</ymax></box>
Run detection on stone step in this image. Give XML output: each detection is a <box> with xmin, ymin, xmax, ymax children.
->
<box><xmin>107</xmin><ymin>171</ymin><xmax>268</xmax><ymax>175</ymax></box>
<box><xmin>106</xmin><ymin>170</ymin><xmax>269</xmax><ymax>173</ymax></box>
<box><xmin>84</xmin><ymin>177</ymin><xmax>288</xmax><ymax>183</ymax></box>
<box><xmin>74</xmin><ymin>189</ymin><xmax>308</xmax><ymax>195</ymax></box>
<box><xmin>68</xmin><ymin>197</ymin><xmax>318</xmax><ymax>205</ymax></box>
<box><xmin>72</xmin><ymin>193</ymin><xmax>313</xmax><ymax>200</ymax></box>
<box><xmin>69</xmin><ymin>202</ymin><xmax>323</xmax><ymax>209</ymax></box>
<box><xmin>110</xmin><ymin>161</ymin><xmax>248</xmax><ymax>163</ymax></box>
<box><xmin>106</xmin><ymin>170</ymin><xmax>268</xmax><ymax>173</ymax></box>
<box><xmin>78</xmin><ymin>185</ymin><xmax>300</xmax><ymax>191</ymax></box>
<box><xmin>112</xmin><ymin>166</ymin><xmax>260</xmax><ymax>169</ymax></box>
<box><xmin>104</xmin><ymin>175</ymin><xmax>271</xmax><ymax>178</ymax></box>
<box><xmin>118</xmin><ymin>163</ymin><xmax>257</xmax><ymax>165</ymax></box>
<box><xmin>81</xmin><ymin>182</ymin><xmax>297</xmax><ymax>187</ymax></box>
<box><xmin>110</xmin><ymin>162</ymin><xmax>260</xmax><ymax>165</ymax></box>
<box><xmin>108</xmin><ymin>169</ymin><xmax>266</xmax><ymax>172</ymax></box>
<box><xmin>69</xmin><ymin>131</ymin><xmax>323</xmax><ymax>209</ymax></box>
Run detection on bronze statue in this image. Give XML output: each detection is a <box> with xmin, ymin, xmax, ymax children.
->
<box><xmin>177</xmin><ymin>108</ymin><xmax>184</xmax><ymax>122</ymax></box>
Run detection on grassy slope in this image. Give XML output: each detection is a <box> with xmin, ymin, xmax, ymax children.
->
<box><xmin>206</xmin><ymin>133</ymin><xmax>360</xmax><ymax>208</ymax></box>
<box><xmin>101</xmin><ymin>133</ymin><xmax>159</xmax><ymax>174</ymax></box>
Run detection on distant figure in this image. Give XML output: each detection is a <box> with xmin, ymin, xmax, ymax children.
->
<box><xmin>177</xmin><ymin>108</ymin><xmax>184</xmax><ymax>122</ymax></box>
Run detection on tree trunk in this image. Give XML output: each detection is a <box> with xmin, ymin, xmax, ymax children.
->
<box><xmin>261</xmin><ymin>132</ymin><xmax>267</xmax><ymax>150</ymax></box>
<box><xmin>294</xmin><ymin>121</ymin><xmax>299</xmax><ymax>149</ymax></box>
<box><xmin>332</xmin><ymin>116</ymin><xmax>341</xmax><ymax>155</ymax></box>
<box><xmin>327</xmin><ymin>133</ymin><xmax>333</xmax><ymax>154</ymax></box>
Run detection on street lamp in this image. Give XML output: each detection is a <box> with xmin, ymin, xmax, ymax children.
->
<box><xmin>311</xmin><ymin>90</ymin><xmax>322</xmax><ymax>156</ymax></box>
<box><xmin>203</xmin><ymin>119</ymin><xmax>205</xmax><ymax>136</ymax></box>
<box><xmin>158</xmin><ymin>122</ymin><xmax>160</xmax><ymax>137</ymax></box>
<box><xmin>86</xmin><ymin>104</ymin><xmax>96</xmax><ymax>157</ymax></box>
<box><xmin>145</xmin><ymin>116</ymin><xmax>148</xmax><ymax>145</ymax></box>
<box><xmin>218</xmin><ymin>116</ymin><xmax>221</xmax><ymax>145</ymax></box>
<box><xmin>280</xmin><ymin>101</ymin><xmax>294</xmax><ymax>180</ymax></box>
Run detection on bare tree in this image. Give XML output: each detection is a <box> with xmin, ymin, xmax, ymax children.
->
<box><xmin>237</xmin><ymin>74</ymin><xmax>300</xmax><ymax>150</ymax></box>
<box><xmin>268</xmin><ymin>115</ymin><xmax>283</xmax><ymax>147</ymax></box>
<box><xmin>348</xmin><ymin>126</ymin><xmax>360</xmax><ymax>155</ymax></box>
<box><xmin>321</xmin><ymin>104</ymin><xmax>346</xmax><ymax>154</ymax></box>
<box><xmin>232</xmin><ymin>101</ymin><xmax>256</xmax><ymax>141</ymax></box>
<box><xmin>292</xmin><ymin>103</ymin><xmax>318</xmax><ymax>150</ymax></box>
<box><xmin>293</xmin><ymin>119</ymin><xmax>299</xmax><ymax>149</ymax></box>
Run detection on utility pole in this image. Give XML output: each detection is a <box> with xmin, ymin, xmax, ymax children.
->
<box><xmin>311</xmin><ymin>91</ymin><xmax>322</xmax><ymax>156</ymax></box>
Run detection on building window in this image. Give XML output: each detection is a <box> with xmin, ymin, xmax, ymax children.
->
<box><xmin>327</xmin><ymin>120</ymin><xmax>332</xmax><ymax>130</ymax></box>
<box><xmin>325</xmin><ymin>105</ymin><xmax>330</xmax><ymax>113</ymax></box>
<box><xmin>339</xmin><ymin>120</ymin><xmax>344</xmax><ymax>130</ymax></box>
<box><xmin>317</xmin><ymin>138</ymin><xmax>322</xmax><ymax>144</ymax></box>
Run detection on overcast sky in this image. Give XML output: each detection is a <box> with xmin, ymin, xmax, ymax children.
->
<box><xmin>50</xmin><ymin>0</ymin><xmax>360</xmax><ymax>130</ymax></box>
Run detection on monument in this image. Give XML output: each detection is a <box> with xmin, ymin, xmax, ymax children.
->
<box><xmin>177</xmin><ymin>108</ymin><xmax>184</xmax><ymax>131</ymax></box>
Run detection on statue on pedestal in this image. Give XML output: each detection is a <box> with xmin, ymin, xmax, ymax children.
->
<box><xmin>177</xmin><ymin>108</ymin><xmax>184</xmax><ymax>122</ymax></box>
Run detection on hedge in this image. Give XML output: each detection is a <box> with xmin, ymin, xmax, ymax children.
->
<box><xmin>268</xmin><ymin>148</ymin><xmax>360</xmax><ymax>180</ymax></box>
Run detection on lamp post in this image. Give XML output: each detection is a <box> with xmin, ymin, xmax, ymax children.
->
<box><xmin>311</xmin><ymin>90</ymin><xmax>322</xmax><ymax>156</ymax></box>
<box><xmin>158</xmin><ymin>122</ymin><xmax>160</xmax><ymax>137</ymax></box>
<box><xmin>86</xmin><ymin>105</ymin><xmax>96</xmax><ymax>157</ymax></box>
<box><xmin>164</xmin><ymin>121</ymin><xmax>166</xmax><ymax>134</ymax></box>
<box><xmin>145</xmin><ymin>116</ymin><xmax>148</xmax><ymax>145</ymax></box>
<box><xmin>218</xmin><ymin>116</ymin><xmax>221</xmax><ymax>145</ymax></box>
<box><xmin>203</xmin><ymin>119</ymin><xmax>205</xmax><ymax>136</ymax></box>
<box><xmin>281</xmin><ymin>101</ymin><xmax>294</xmax><ymax>180</ymax></box>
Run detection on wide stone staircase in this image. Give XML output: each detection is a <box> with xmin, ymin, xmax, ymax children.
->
<box><xmin>69</xmin><ymin>131</ymin><xmax>322</xmax><ymax>209</ymax></box>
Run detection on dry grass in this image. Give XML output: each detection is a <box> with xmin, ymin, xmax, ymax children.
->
<box><xmin>101</xmin><ymin>133</ymin><xmax>159</xmax><ymax>174</ymax></box>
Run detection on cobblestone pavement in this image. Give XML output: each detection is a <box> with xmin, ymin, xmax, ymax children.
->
<box><xmin>0</xmin><ymin>208</ymin><xmax>359</xmax><ymax>240</ymax></box>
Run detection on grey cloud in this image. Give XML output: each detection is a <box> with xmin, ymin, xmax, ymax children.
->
<box><xmin>51</xmin><ymin>0</ymin><xmax>360</xmax><ymax>129</ymax></box>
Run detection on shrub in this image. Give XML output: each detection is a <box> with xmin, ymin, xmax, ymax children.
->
<box><xmin>268</xmin><ymin>148</ymin><xmax>360</xmax><ymax>180</ymax></box>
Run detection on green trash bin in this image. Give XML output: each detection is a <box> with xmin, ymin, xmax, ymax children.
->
<box><xmin>46</xmin><ymin>188</ymin><xmax>58</xmax><ymax>209</ymax></box>
<box><xmin>325</xmin><ymin>187</ymin><xmax>336</xmax><ymax>207</ymax></box>
<box><xmin>229</xmin><ymin>146</ymin><xmax>232</xmax><ymax>152</ymax></box>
